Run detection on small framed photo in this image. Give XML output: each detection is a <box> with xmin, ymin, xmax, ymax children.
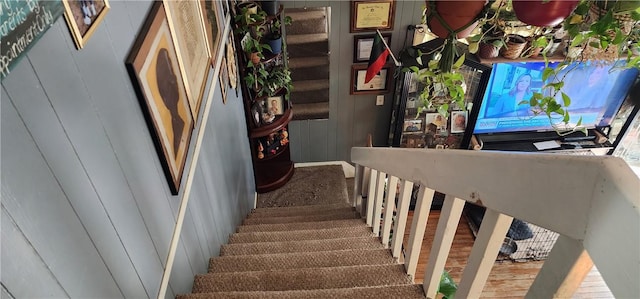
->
<box><xmin>267</xmin><ymin>96</ymin><xmax>284</xmax><ymax>116</ymax></box>
<box><xmin>403</xmin><ymin>119</ymin><xmax>422</xmax><ymax>132</ymax></box>
<box><xmin>451</xmin><ymin>111</ymin><xmax>468</xmax><ymax>133</ymax></box>
<box><xmin>425</xmin><ymin>113</ymin><xmax>446</xmax><ymax>129</ymax></box>
<box><xmin>350</xmin><ymin>0</ymin><xmax>395</xmax><ymax>32</ymax></box>
<box><xmin>62</xmin><ymin>0</ymin><xmax>110</xmax><ymax>49</ymax></box>
<box><xmin>353</xmin><ymin>33</ymin><xmax>391</xmax><ymax>63</ymax></box>
<box><xmin>350</xmin><ymin>63</ymin><xmax>393</xmax><ymax>95</ymax></box>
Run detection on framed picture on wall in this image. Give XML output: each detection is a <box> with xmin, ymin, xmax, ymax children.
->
<box><xmin>164</xmin><ymin>0</ymin><xmax>211</xmax><ymax>120</ymax></box>
<box><xmin>125</xmin><ymin>1</ymin><xmax>194</xmax><ymax>195</ymax></box>
<box><xmin>350</xmin><ymin>63</ymin><xmax>393</xmax><ymax>95</ymax></box>
<box><xmin>451</xmin><ymin>110</ymin><xmax>468</xmax><ymax>133</ymax></box>
<box><xmin>226</xmin><ymin>29</ymin><xmax>239</xmax><ymax>95</ymax></box>
<box><xmin>350</xmin><ymin>0</ymin><xmax>395</xmax><ymax>32</ymax></box>
<box><xmin>62</xmin><ymin>0</ymin><xmax>110</xmax><ymax>49</ymax></box>
<box><xmin>200</xmin><ymin>0</ymin><xmax>224</xmax><ymax>68</ymax></box>
<box><xmin>219</xmin><ymin>56</ymin><xmax>228</xmax><ymax>104</ymax></box>
<box><xmin>353</xmin><ymin>33</ymin><xmax>391</xmax><ymax>63</ymax></box>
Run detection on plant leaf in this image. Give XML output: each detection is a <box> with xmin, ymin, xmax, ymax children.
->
<box><xmin>542</xmin><ymin>68</ymin><xmax>554</xmax><ymax>81</ymax></box>
<box><xmin>561</xmin><ymin>92</ymin><xmax>571</xmax><ymax>107</ymax></box>
<box><xmin>453</xmin><ymin>53</ymin><xmax>466</xmax><ymax>69</ymax></box>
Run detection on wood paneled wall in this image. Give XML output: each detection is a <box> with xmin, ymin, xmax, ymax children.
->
<box><xmin>285</xmin><ymin>0</ymin><xmax>426</xmax><ymax>162</ymax></box>
<box><xmin>1</xmin><ymin>1</ymin><xmax>254</xmax><ymax>298</ymax></box>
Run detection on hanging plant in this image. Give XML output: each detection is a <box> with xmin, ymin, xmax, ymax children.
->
<box><xmin>512</xmin><ymin>0</ymin><xmax>580</xmax><ymax>27</ymax></box>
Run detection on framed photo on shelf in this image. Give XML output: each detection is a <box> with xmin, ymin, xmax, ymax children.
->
<box><xmin>425</xmin><ymin>112</ymin><xmax>446</xmax><ymax>129</ymax></box>
<box><xmin>267</xmin><ymin>96</ymin><xmax>284</xmax><ymax>116</ymax></box>
<box><xmin>200</xmin><ymin>0</ymin><xmax>224</xmax><ymax>68</ymax></box>
<box><xmin>353</xmin><ymin>33</ymin><xmax>391</xmax><ymax>63</ymax></box>
<box><xmin>125</xmin><ymin>1</ymin><xmax>194</xmax><ymax>195</ymax></box>
<box><xmin>450</xmin><ymin>110</ymin><xmax>468</xmax><ymax>133</ymax></box>
<box><xmin>350</xmin><ymin>0</ymin><xmax>395</xmax><ymax>32</ymax></box>
<box><xmin>403</xmin><ymin>119</ymin><xmax>422</xmax><ymax>132</ymax></box>
<box><xmin>62</xmin><ymin>0</ymin><xmax>110</xmax><ymax>49</ymax></box>
<box><xmin>350</xmin><ymin>63</ymin><xmax>393</xmax><ymax>95</ymax></box>
<box><xmin>164</xmin><ymin>0</ymin><xmax>211</xmax><ymax>120</ymax></box>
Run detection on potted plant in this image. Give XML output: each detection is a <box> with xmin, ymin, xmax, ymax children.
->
<box><xmin>264</xmin><ymin>15</ymin><xmax>292</xmax><ymax>55</ymax></box>
<box><xmin>263</xmin><ymin>66</ymin><xmax>293</xmax><ymax>100</ymax></box>
<box><xmin>241</xmin><ymin>32</ymin><xmax>272</xmax><ymax>64</ymax></box>
<box><xmin>512</xmin><ymin>0</ymin><xmax>580</xmax><ymax>27</ymax></box>
<box><xmin>244</xmin><ymin>62</ymin><xmax>269</xmax><ymax>95</ymax></box>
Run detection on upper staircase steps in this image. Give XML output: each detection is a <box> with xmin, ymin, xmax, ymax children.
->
<box><xmin>285</xmin><ymin>7</ymin><xmax>330</xmax><ymax>120</ymax></box>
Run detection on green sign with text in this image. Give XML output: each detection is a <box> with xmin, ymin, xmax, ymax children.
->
<box><xmin>1</xmin><ymin>0</ymin><xmax>64</xmax><ymax>79</ymax></box>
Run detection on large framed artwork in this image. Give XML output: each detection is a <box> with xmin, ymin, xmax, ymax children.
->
<box><xmin>126</xmin><ymin>2</ymin><xmax>194</xmax><ymax>195</ymax></box>
<box><xmin>62</xmin><ymin>0</ymin><xmax>110</xmax><ymax>49</ymax></box>
<box><xmin>350</xmin><ymin>0</ymin><xmax>395</xmax><ymax>33</ymax></box>
<box><xmin>163</xmin><ymin>0</ymin><xmax>211</xmax><ymax>120</ymax></box>
<box><xmin>200</xmin><ymin>0</ymin><xmax>224</xmax><ymax>68</ymax></box>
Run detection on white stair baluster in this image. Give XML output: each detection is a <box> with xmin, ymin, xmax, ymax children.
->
<box><xmin>381</xmin><ymin>175</ymin><xmax>399</xmax><ymax>248</ymax></box>
<box><xmin>391</xmin><ymin>180</ymin><xmax>413</xmax><ymax>259</ymax></box>
<box><xmin>372</xmin><ymin>171</ymin><xmax>387</xmax><ymax>236</ymax></box>
<box><xmin>404</xmin><ymin>185</ymin><xmax>435</xmax><ymax>279</ymax></box>
<box><xmin>366</xmin><ymin>169</ymin><xmax>378</xmax><ymax>226</ymax></box>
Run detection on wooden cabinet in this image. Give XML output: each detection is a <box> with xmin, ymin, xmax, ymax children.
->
<box><xmin>233</xmin><ymin>3</ymin><xmax>294</xmax><ymax>193</ymax></box>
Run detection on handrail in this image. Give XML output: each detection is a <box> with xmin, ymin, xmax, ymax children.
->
<box><xmin>352</xmin><ymin>147</ymin><xmax>639</xmax><ymax>298</ymax></box>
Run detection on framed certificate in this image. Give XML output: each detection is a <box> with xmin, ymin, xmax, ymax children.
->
<box><xmin>353</xmin><ymin>33</ymin><xmax>391</xmax><ymax>63</ymax></box>
<box><xmin>350</xmin><ymin>0</ymin><xmax>395</xmax><ymax>32</ymax></box>
<box><xmin>350</xmin><ymin>63</ymin><xmax>393</xmax><ymax>95</ymax></box>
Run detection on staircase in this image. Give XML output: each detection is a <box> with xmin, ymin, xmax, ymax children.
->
<box><xmin>177</xmin><ymin>203</ymin><xmax>426</xmax><ymax>298</ymax></box>
<box><xmin>285</xmin><ymin>7</ymin><xmax>330</xmax><ymax>120</ymax></box>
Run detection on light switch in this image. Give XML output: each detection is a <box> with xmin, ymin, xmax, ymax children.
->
<box><xmin>376</xmin><ymin>95</ymin><xmax>384</xmax><ymax>106</ymax></box>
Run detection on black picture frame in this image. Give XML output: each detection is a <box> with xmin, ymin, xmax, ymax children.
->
<box><xmin>353</xmin><ymin>33</ymin><xmax>391</xmax><ymax>63</ymax></box>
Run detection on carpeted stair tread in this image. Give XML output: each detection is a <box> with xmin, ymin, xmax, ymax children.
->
<box><xmin>250</xmin><ymin>203</ymin><xmax>351</xmax><ymax>214</ymax></box>
<box><xmin>289</xmin><ymin>56</ymin><xmax>329</xmax><ymax>69</ymax></box>
<box><xmin>191</xmin><ymin>264</ymin><xmax>412</xmax><ymax>292</ymax></box>
<box><xmin>228</xmin><ymin>226</ymin><xmax>372</xmax><ymax>243</ymax></box>
<box><xmin>208</xmin><ymin>249</ymin><xmax>395</xmax><ymax>273</ymax></box>
<box><xmin>220</xmin><ymin>237</ymin><xmax>384</xmax><ymax>256</ymax></box>
<box><xmin>292</xmin><ymin>79</ymin><xmax>330</xmax><ymax>92</ymax></box>
<box><xmin>178</xmin><ymin>284</ymin><xmax>426</xmax><ymax>299</ymax></box>
<box><xmin>291</xmin><ymin>90</ymin><xmax>330</xmax><ymax>105</ymax></box>
<box><xmin>288</xmin><ymin>41</ymin><xmax>329</xmax><ymax>58</ymax></box>
<box><xmin>291</xmin><ymin>64</ymin><xmax>329</xmax><ymax>81</ymax></box>
<box><xmin>248</xmin><ymin>206</ymin><xmax>354</xmax><ymax>218</ymax></box>
<box><xmin>292</xmin><ymin>103</ymin><xmax>330</xmax><ymax>120</ymax></box>
<box><xmin>285</xmin><ymin>16</ymin><xmax>327</xmax><ymax>35</ymax></box>
<box><xmin>287</xmin><ymin>33</ymin><xmax>328</xmax><ymax>45</ymax></box>
<box><xmin>237</xmin><ymin>218</ymin><xmax>365</xmax><ymax>233</ymax></box>
<box><xmin>242</xmin><ymin>210</ymin><xmax>360</xmax><ymax>225</ymax></box>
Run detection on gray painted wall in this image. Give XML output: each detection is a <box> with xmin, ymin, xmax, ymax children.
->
<box><xmin>1</xmin><ymin>1</ymin><xmax>254</xmax><ymax>298</ymax></box>
<box><xmin>286</xmin><ymin>0</ymin><xmax>425</xmax><ymax>162</ymax></box>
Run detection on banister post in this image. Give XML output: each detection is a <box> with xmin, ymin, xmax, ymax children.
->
<box><xmin>372</xmin><ymin>171</ymin><xmax>387</xmax><ymax>236</ymax></box>
<box><xmin>353</xmin><ymin>164</ymin><xmax>364</xmax><ymax>210</ymax></box>
<box><xmin>391</xmin><ymin>180</ymin><xmax>413</xmax><ymax>259</ymax></box>
<box><xmin>366</xmin><ymin>169</ymin><xmax>378</xmax><ymax>226</ymax></box>
<box><xmin>422</xmin><ymin>196</ymin><xmax>465</xmax><ymax>298</ymax></box>
<box><xmin>526</xmin><ymin>235</ymin><xmax>593</xmax><ymax>299</ymax></box>
<box><xmin>405</xmin><ymin>185</ymin><xmax>435</xmax><ymax>279</ymax></box>
<box><xmin>381</xmin><ymin>175</ymin><xmax>399</xmax><ymax>248</ymax></box>
<box><xmin>457</xmin><ymin>209</ymin><xmax>513</xmax><ymax>298</ymax></box>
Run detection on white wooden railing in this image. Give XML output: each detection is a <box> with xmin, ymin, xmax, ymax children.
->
<box><xmin>351</xmin><ymin>147</ymin><xmax>640</xmax><ymax>299</ymax></box>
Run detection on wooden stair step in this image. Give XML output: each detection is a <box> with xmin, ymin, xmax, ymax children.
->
<box><xmin>191</xmin><ymin>264</ymin><xmax>412</xmax><ymax>292</ymax></box>
<box><xmin>228</xmin><ymin>226</ymin><xmax>372</xmax><ymax>243</ymax></box>
<box><xmin>208</xmin><ymin>249</ymin><xmax>395</xmax><ymax>273</ymax></box>
<box><xmin>178</xmin><ymin>284</ymin><xmax>426</xmax><ymax>299</ymax></box>
<box><xmin>247</xmin><ymin>206</ymin><xmax>354</xmax><ymax>219</ymax></box>
<box><xmin>220</xmin><ymin>237</ymin><xmax>384</xmax><ymax>256</ymax></box>
<box><xmin>251</xmin><ymin>203</ymin><xmax>350</xmax><ymax>214</ymax></box>
<box><xmin>237</xmin><ymin>218</ymin><xmax>365</xmax><ymax>233</ymax></box>
<box><xmin>242</xmin><ymin>210</ymin><xmax>360</xmax><ymax>225</ymax></box>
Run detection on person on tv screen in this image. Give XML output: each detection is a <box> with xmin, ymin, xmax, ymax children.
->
<box><xmin>489</xmin><ymin>73</ymin><xmax>533</xmax><ymax>117</ymax></box>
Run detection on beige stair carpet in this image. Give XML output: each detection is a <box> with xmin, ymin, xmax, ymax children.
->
<box><xmin>178</xmin><ymin>165</ymin><xmax>426</xmax><ymax>298</ymax></box>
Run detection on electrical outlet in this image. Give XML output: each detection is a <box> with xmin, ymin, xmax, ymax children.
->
<box><xmin>376</xmin><ymin>95</ymin><xmax>384</xmax><ymax>106</ymax></box>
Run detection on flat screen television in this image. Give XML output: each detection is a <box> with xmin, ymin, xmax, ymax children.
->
<box><xmin>473</xmin><ymin>61</ymin><xmax>639</xmax><ymax>134</ymax></box>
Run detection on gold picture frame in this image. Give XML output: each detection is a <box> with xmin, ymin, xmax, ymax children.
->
<box><xmin>62</xmin><ymin>0</ymin><xmax>110</xmax><ymax>49</ymax></box>
<box><xmin>126</xmin><ymin>2</ymin><xmax>194</xmax><ymax>195</ymax></box>
<box><xmin>163</xmin><ymin>0</ymin><xmax>211</xmax><ymax>120</ymax></box>
<box><xmin>350</xmin><ymin>0</ymin><xmax>395</xmax><ymax>33</ymax></box>
<box><xmin>200</xmin><ymin>0</ymin><xmax>224</xmax><ymax>68</ymax></box>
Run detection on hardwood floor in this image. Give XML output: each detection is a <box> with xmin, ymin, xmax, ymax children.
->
<box><xmin>402</xmin><ymin>210</ymin><xmax>613</xmax><ymax>298</ymax></box>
